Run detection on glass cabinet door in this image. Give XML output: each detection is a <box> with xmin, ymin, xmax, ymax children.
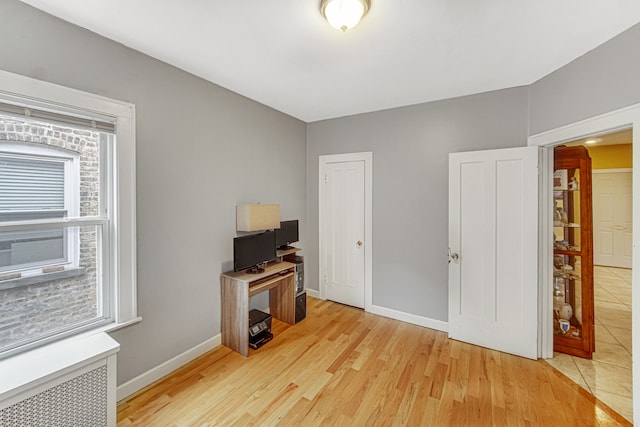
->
<box><xmin>553</xmin><ymin>253</ymin><xmax>582</xmax><ymax>338</ymax></box>
<box><xmin>553</xmin><ymin>146</ymin><xmax>594</xmax><ymax>358</ymax></box>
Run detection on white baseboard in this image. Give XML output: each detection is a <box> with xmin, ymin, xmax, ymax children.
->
<box><xmin>305</xmin><ymin>288</ymin><xmax>320</xmax><ymax>299</ymax></box>
<box><xmin>308</xmin><ymin>291</ymin><xmax>447</xmax><ymax>333</ymax></box>
<box><xmin>116</xmin><ymin>334</ymin><xmax>221</xmax><ymax>402</ymax></box>
<box><xmin>368</xmin><ymin>304</ymin><xmax>448</xmax><ymax>332</ymax></box>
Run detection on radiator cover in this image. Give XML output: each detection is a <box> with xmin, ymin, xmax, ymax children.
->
<box><xmin>0</xmin><ymin>333</ymin><xmax>119</xmax><ymax>427</ymax></box>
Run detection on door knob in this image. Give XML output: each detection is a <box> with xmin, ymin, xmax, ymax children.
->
<box><xmin>450</xmin><ymin>252</ymin><xmax>459</xmax><ymax>260</ymax></box>
<box><xmin>357</xmin><ymin>240</ymin><xmax>363</xmax><ymax>246</ymax></box>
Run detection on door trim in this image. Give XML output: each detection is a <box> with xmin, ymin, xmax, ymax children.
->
<box><xmin>319</xmin><ymin>152</ymin><xmax>373</xmax><ymax>312</ymax></box>
<box><xmin>528</xmin><ymin>102</ymin><xmax>640</xmax><ymax>421</ymax></box>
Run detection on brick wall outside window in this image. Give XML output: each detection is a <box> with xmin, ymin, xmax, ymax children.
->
<box><xmin>0</xmin><ymin>117</ymin><xmax>101</xmax><ymax>348</ymax></box>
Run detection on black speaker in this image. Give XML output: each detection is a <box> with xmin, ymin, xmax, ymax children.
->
<box><xmin>295</xmin><ymin>292</ymin><xmax>306</xmax><ymax>323</ymax></box>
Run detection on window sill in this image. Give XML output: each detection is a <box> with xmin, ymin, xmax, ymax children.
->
<box><xmin>0</xmin><ymin>267</ymin><xmax>87</xmax><ymax>290</ymax></box>
<box><xmin>0</xmin><ymin>316</ymin><xmax>142</xmax><ymax>361</ymax></box>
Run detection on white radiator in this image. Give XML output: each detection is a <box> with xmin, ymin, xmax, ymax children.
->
<box><xmin>0</xmin><ymin>333</ymin><xmax>119</xmax><ymax>427</ymax></box>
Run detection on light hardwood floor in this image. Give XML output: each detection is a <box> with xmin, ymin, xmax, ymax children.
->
<box><xmin>118</xmin><ymin>297</ymin><xmax>630</xmax><ymax>426</ymax></box>
<box><xmin>547</xmin><ymin>266</ymin><xmax>633</xmax><ymax>422</ymax></box>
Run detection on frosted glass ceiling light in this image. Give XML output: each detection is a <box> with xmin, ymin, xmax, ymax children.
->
<box><xmin>321</xmin><ymin>0</ymin><xmax>370</xmax><ymax>32</ymax></box>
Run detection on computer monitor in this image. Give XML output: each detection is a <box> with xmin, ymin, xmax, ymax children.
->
<box><xmin>275</xmin><ymin>220</ymin><xmax>298</xmax><ymax>249</ymax></box>
<box><xmin>233</xmin><ymin>230</ymin><xmax>276</xmax><ymax>273</ymax></box>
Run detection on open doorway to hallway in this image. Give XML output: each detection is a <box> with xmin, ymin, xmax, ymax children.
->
<box><xmin>546</xmin><ymin>129</ymin><xmax>633</xmax><ymax>422</ymax></box>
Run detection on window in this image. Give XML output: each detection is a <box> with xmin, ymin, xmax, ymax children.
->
<box><xmin>0</xmin><ymin>70</ymin><xmax>137</xmax><ymax>358</ymax></box>
<box><xmin>0</xmin><ymin>145</ymin><xmax>79</xmax><ymax>273</ymax></box>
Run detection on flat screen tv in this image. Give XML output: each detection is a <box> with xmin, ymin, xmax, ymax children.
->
<box><xmin>233</xmin><ymin>230</ymin><xmax>276</xmax><ymax>273</ymax></box>
<box><xmin>275</xmin><ymin>219</ymin><xmax>299</xmax><ymax>249</ymax></box>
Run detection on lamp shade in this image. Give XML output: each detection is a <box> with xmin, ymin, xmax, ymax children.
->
<box><xmin>236</xmin><ymin>204</ymin><xmax>280</xmax><ymax>232</ymax></box>
<box><xmin>321</xmin><ymin>0</ymin><xmax>370</xmax><ymax>32</ymax></box>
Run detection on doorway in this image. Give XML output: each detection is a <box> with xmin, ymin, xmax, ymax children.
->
<box><xmin>547</xmin><ymin>130</ymin><xmax>633</xmax><ymax>421</ymax></box>
<box><xmin>318</xmin><ymin>152</ymin><xmax>373</xmax><ymax>310</ymax></box>
<box><xmin>528</xmin><ymin>105</ymin><xmax>639</xmax><ymax>423</ymax></box>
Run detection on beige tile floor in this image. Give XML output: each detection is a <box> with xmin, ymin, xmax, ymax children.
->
<box><xmin>546</xmin><ymin>266</ymin><xmax>633</xmax><ymax>422</ymax></box>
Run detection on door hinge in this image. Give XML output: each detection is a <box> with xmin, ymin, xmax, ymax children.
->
<box><xmin>324</xmin><ymin>173</ymin><xmax>328</xmax><ymax>184</ymax></box>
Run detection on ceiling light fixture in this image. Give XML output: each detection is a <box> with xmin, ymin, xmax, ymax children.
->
<box><xmin>321</xmin><ymin>0</ymin><xmax>371</xmax><ymax>32</ymax></box>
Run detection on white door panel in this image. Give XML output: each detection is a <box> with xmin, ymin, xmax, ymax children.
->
<box><xmin>321</xmin><ymin>160</ymin><xmax>365</xmax><ymax>308</ymax></box>
<box><xmin>449</xmin><ymin>146</ymin><xmax>539</xmax><ymax>359</ymax></box>
<box><xmin>593</xmin><ymin>171</ymin><xmax>632</xmax><ymax>268</ymax></box>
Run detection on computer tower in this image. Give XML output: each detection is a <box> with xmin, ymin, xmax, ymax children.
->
<box><xmin>295</xmin><ymin>292</ymin><xmax>306</xmax><ymax>323</ymax></box>
<box><xmin>294</xmin><ymin>255</ymin><xmax>304</xmax><ymax>295</ymax></box>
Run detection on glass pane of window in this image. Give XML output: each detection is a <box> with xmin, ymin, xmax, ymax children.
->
<box><xmin>0</xmin><ymin>227</ymin><xmax>65</xmax><ymax>269</ymax></box>
<box><xmin>0</xmin><ymin>156</ymin><xmax>64</xmax><ymax>213</ymax></box>
<box><xmin>0</xmin><ymin>115</ymin><xmax>106</xmax><ymax>276</ymax></box>
<box><xmin>0</xmin><ymin>115</ymin><xmax>103</xmax><ymax>219</ymax></box>
<box><xmin>0</xmin><ymin>224</ymin><xmax>106</xmax><ymax>353</ymax></box>
<box><xmin>0</xmin><ymin>211</ymin><xmax>67</xmax><ymax>272</ymax></box>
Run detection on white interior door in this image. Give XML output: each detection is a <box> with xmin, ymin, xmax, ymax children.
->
<box><xmin>449</xmin><ymin>146</ymin><xmax>539</xmax><ymax>359</ymax></box>
<box><xmin>593</xmin><ymin>170</ymin><xmax>632</xmax><ymax>268</ymax></box>
<box><xmin>320</xmin><ymin>158</ymin><xmax>365</xmax><ymax>308</ymax></box>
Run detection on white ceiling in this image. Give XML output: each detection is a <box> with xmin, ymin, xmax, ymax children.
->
<box><xmin>18</xmin><ymin>0</ymin><xmax>640</xmax><ymax>123</ymax></box>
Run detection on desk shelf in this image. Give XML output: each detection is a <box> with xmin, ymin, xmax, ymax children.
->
<box><xmin>249</xmin><ymin>272</ymin><xmax>295</xmax><ymax>297</ymax></box>
<box><xmin>276</xmin><ymin>246</ymin><xmax>301</xmax><ymax>259</ymax></box>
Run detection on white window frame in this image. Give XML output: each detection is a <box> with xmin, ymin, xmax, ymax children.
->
<box><xmin>0</xmin><ymin>69</ymin><xmax>139</xmax><ymax>355</ymax></box>
<box><xmin>0</xmin><ymin>143</ymin><xmax>80</xmax><ymax>275</ymax></box>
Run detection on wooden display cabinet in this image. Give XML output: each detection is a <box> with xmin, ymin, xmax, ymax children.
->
<box><xmin>553</xmin><ymin>145</ymin><xmax>594</xmax><ymax>359</ymax></box>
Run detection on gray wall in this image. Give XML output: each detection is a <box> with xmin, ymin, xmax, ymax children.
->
<box><xmin>530</xmin><ymin>22</ymin><xmax>640</xmax><ymax>134</ymax></box>
<box><xmin>306</xmin><ymin>87</ymin><xmax>530</xmax><ymax>321</ymax></box>
<box><xmin>0</xmin><ymin>0</ymin><xmax>306</xmax><ymax>384</ymax></box>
